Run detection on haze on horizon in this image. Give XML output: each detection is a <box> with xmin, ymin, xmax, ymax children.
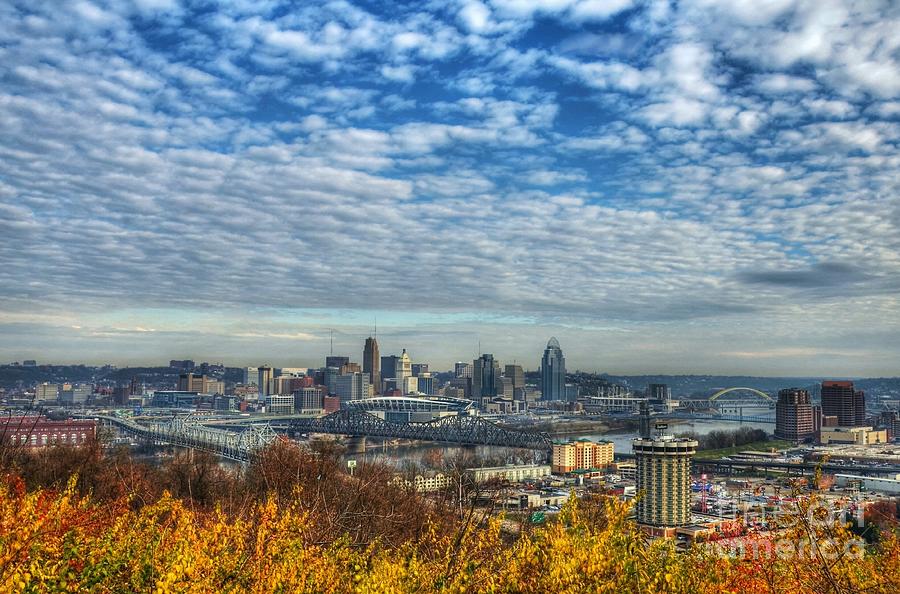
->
<box><xmin>1</xmin><ymin>1</ymin><xmax>898</xmax><ymax>377</ymax></box>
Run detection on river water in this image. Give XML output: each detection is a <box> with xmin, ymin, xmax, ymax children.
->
<box><xmin>345</xmin><ymin>418</ymin><xmax>775</xmax><ymax>468</ymax></box>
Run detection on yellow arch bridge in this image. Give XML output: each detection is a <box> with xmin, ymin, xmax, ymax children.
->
<box><xmin>708</xmin><ymin>387</ymin><xmax>774</xmax><ymax>402</ymax></box>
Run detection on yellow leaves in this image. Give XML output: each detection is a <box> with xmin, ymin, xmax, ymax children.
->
<box><xmin>1</xmin><ymin>477</ymin><xmax>898</xmax><ymax>594</ymax></box>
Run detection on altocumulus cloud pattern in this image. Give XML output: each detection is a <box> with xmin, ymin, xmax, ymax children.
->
<box><xmin>0</xmin><ymin>0</ymin><xmax>898</xmax><ymax>373</ymax></box>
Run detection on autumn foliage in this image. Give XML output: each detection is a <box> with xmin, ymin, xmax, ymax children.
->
<box><xmin>1</xmin><ymin>440</ymin><xmax>898</xmax><ymax>593</ymax></box>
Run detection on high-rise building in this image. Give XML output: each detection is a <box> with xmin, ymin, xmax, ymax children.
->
<box><xmin>411</xmin><ymin>363</ymin><xmax>429</xmax><ymax>376</ymax></box>
<box><xmin>775</xmin><ymin>388</ymin><xmax>815</xmax><ymax>442</ymax></box>
<box><xmin>381</xmin><ymin>355</ymin><xmax>399</xmax><ymax>382</ymax></box>
<box><xmin>505</xmin><ymin>364</ymin><xmax>524</xmax><ymax>391</ymax></box>
<box><xmin>633</xmin><ymin>434</ymin><xmax>697</xmax><ymax>528</ymax></box>
<box><xmin>257</xmin><ymin>366</ymin><xmax>273</xmax><ymax>398</ymax></box>
<box><xmin>821</xmin><ymin>380</ymin><xmax>865</xmax><ymax>427</ymax></box>
<box><xmin>294</xmin><ymin>386</ymin><xmax>324</xmax><ymax>413</ymax></box>
<box><xmin>334</xmin><ymin>372</ymin><xmax>371</xmax><ymax>408</ymax></box>
<box><xmin>540</xmin><ymin>337</ymin><xmax>566</xmax><ymax>401</ymax></box>
<box><xmin>473</xmin><ymin>354</ymin><xmax>500</xmax><ymax>405</ymax></box>
<box><xmin>326</xmin><ymin>355</ymin><xmax>350</xmax><ymax>369</ymax></box>
<box><xmin>363</xmin><ymin>337</ymin><xmax>380</xmax><ymax>391</ymax></box>
<box><xmin>243</xmin><ymin>367</ymin><xmax>259</xmax><ymax>385</ymax></box>
<box><xmin>455</xmin><ymin>362</ymin><xmax>473</xmax><ymax>378</ymax></box>
<box><xmin>397</xmin><ymin>349</ymin><xmax>412</xmax><ymax>384</ymax></box>
<box><xmin>499</xmin><ymin>377</ymin><xmax>514</xmax><ymax>399</ymax></box>
<box><xmin>417</xmin><ymin>373</ymin><xmax>435</xmax><ymax>395</ymax></box>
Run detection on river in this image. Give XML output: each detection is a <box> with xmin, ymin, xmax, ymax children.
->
<box><xmin>344</xmin><ymin>417</ymin><xmax>775</xmax><ymax>468</ymax></box>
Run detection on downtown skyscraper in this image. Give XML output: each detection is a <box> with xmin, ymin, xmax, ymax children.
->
<box><xmin>363</xmin><ymin>336</ymin><xmax>379</xmax><ymax>393</ymax></box>
<box><xmin>540</xmin><ymin>337</ymin><xmax>566</xmax><ymax>401</ymax></box>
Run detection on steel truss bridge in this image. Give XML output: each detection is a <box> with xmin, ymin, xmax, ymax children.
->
<box><xmin>286</xmin><ymin>410</ymin><xmax>552</xmax><ymax>450</ymax></box>
<box><xmin>693</xmin><ymin>458</ymin><xmax>900</xmax><ymax>478</ymax></box>
<box><xmin>96</xmin><ymin>414</ymin><xmax>278</xmax><ymax>462</ymax></box>
<box><xmin>665</xmin><ymin>412</ymin><xmax>775</xmax><ymax>424</ymax></box>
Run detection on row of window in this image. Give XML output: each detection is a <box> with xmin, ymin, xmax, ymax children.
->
<box><xmin>7</xmin><ymin>432</ymin><xmax>89</xmax><ymax>445</ymax></box>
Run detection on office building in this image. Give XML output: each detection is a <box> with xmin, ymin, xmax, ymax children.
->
<box><xmin>417</xmin><ymin>373</ymin><xmax>435</xmax><ymax>395</ymax></box>
<box><xmin>552</xmin><ymin>439</ymin><xmax>614</xmax><ymax>474</ymax></box>
<box><xmin>455</xmin><ymin>362</ymin><xmax>473</xmax><ymax>378</ymax></box>
<box><xmin>243</xmin><ymin>367</ymin><xmax>258</xmax><ymax>385</ymax></box>
<box><xmin>334</xmin><ymin>372</ymin><xmax>372</xmax><ymax>408</ymax></box>
<box><xmin>397</xmin><ymin>349</ymin><xmax>412</xmax><ymax>383</ymax></box>
<box><xmin>775</xmin><ymin>388</ymin><xmax>815</xmax><ymax>443</ymax></box>
<box><xmin>257</xmin><ymin>366</ymin><xmax>273</xmax><ymax>398</ymax></box>
<box><xmin>819</xmin><ymin>426</ymin><xmax>888</xmax><ymax>445</ymax></box>
<box><xmin>632</xmin><ymin>434</ymin><xmax>697</xmax><ymax>528</ymax></box>
<box><xmin>473</xmin><ymin>354</ymin><xmax>500</xmax><ymax>405</ymax></box>
<box><xmin>59</xmin><ymin>384</ymin><xmax>92</xmax><ymax>406</ymax></box>
<box><xmin>402</xmin><ymin>375</ymin><xmax>419</xmax><ymax>395</ymax></box>
<box><xmin>35</xmin><ymin>383</ymin><xmax>59</xmax><ymax>402</ymax></box>
<box><xmin>411</xmin><ymin>363</ymin><xmax>429</xmax><ymax>376</ymax></box>
<box><xmin>363</xmin><ymin>337</ymin><xmax>380</xmax><ymax>391</ymax></box>
<box><xmin>294</xmin><ymin>386</ymin><xmax>325</xmax><ymax>413</ymax></box>
<box><xmin>470</xmin><ymin>464</ymin><xmax>551</xmax><ymax>484</ymax></box>
<box><xmin>505</xmin><ymin>364</ymin><xmax>524</xmax><ymax>392</ymax></box>
<box><xmin>540</xmin><ymin>337</ymin><xmax>566</xmax><ymax>401</ymax></box>
<box><xmin>381</xmin><ymin>355</ymin><xmax>399</xmax><ymax>381</ymax></box>
<box><xmin>169</xmin><ymin>359</ymin><xmax>195</xmax><ymax>370</ymax></box>
<box><xmin>177</xmin><ymin>373</ymin><xmax>223</xmax><ymax>395</ymax></box>
<box><xmin>821</xmin><ymin>380</ymin><xmax>865</xmax><ymax>427</ymax></box>
<box><xmin>326</xmin><ymin>355</ymin><xmax>350</xmax><ymax>369</ymax></box>
<box><xmin>265</xmin><ymin>394</ymin><xmax>294</xmax><ymax>415</ymax></box>
<box><xmin>324</xmin><ymin>367</ymin><xmax>341</xmax><ymax>395</ymax></box>
<box><xmin>499</xmin><ymin>376</ymin><xmax>514</xmax><ymax>399</ymax></box>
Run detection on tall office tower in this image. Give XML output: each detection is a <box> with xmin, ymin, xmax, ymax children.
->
<box><xmin>540</xmin><ymin>337</ymin><xmax>566</xmax><ymax>401</ymax></box>
<box><xmin>472</xmin><ymin>354</ymin><xmax>500</xmax><ymax>405</ymax></box>
<box><xmin>417</xmin><ymin>373</ymin><xmax>435</xmax><ymax>395</ymax></box>
<box><xmin>326</xmin><ymin>355</ymin><xmax>349</xmax><ymax>369</ymax></box>
<box><xmin>632</xmin><ymin>433</ymin><xmax>697</xmax><ymax>528</ymax></box>
<box><xmin>334</xmin><ymin>372</ymin><xmax>371</xmax><ymax>408</ymax></box>
<box><xmin>505</xmin><ymin>364</ymin><xmax>524</xmax><ymax>391</ymax></box>
<box><xmin>381</xmin><ymin>355</ymin><xmax>399</xmax><ymax>382</ymax></box>
<box><xmin>775</xmin><ymin>388</ymin><xmax>815</xmax><ymax>442</ymax></box>
<box><xmin>363</xmin><ymin>337</ymin><xmax>380</xmax><ymax>391</ymax></box>
<box><xmin>243</xmin><ymin>367</ymin><xmax>259</xmax><ymax>385</ymax></box>
<box><xmin>411</xmin><ymin>363</ymin><xmax>429</xmax><ymax>376</ymax></box>
<box><xmin>455</xmin><ymin>362</ymin><xmax>473</xmax><ymax>378</ymax></box>
<box><xmin>324</xmin><ymin>367</ymin><xmax>341</xmax><ymax>395</ymax></box>
<box><xmin>398</xmin><ymin>349</ymin><xmax>412</xmax><ymax>383</ymax></box>
<box><xmin>647</xmin><ymin>383</ymin><xmax>671</xmax><ymax>404</ymax></box>
<box><xmin>499</xmin><ymin>376</ymin><xmax>514</xmax><ymax>399</ymax></box>
<box><xmin>257</xmin><ymin>366</ymin><xmax>273</xmax><ymax>398</ymax></box>
<box><xmin>294</xmin><ymin>386</ymin><xmax>324</xmax><ymax>413</ymax></box>
<box><xmin>821</xmin><ymin>380</ymin><xmax>866</xmax><ymax>427</ymax></box>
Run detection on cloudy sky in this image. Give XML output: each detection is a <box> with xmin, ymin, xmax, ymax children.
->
<box><xmin>1</xmin><ymin>0</ymin><xmax>898</xmax><ymax>375</ymax></box>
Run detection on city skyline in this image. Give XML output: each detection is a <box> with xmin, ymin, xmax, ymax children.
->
<box><xmin>1</xmin><ymin>2</ymin><xmax>899</xmax><ymax>376</ymax></box>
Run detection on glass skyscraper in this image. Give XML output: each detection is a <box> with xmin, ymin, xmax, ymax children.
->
<box><xmin>540</xmin><ymin>337</ymin><xmax>566</xmax><ymax>401</ymax></box>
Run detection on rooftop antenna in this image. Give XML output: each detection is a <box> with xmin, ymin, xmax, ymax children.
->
<box><xmin>374</xmin><ymin>316</ymin><xmax>377</xmax><ymax>340</ymax></box>
<box><xmin>330</xmin><ymin>329</ymin><xmax>334</xmax><ymax>356</ymax></box>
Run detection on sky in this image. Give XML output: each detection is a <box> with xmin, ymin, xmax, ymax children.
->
<box><xmin>0</xmin><ymin>0</ymin><xmax>899</xmax><ymax>376</ymax></box>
